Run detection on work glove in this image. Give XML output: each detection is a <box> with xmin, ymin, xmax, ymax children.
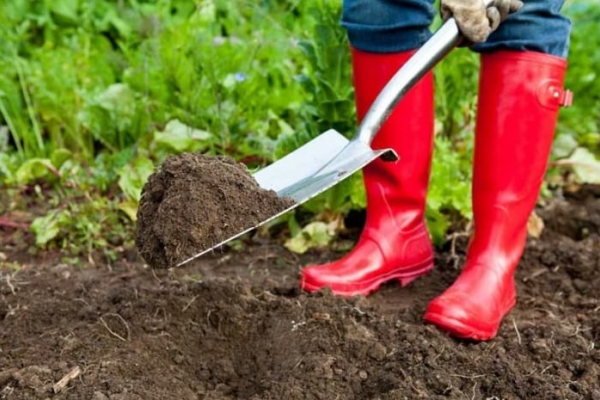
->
<box><xmin>441</xmin><ymin>0</ymin><xmax>523</xmax><ymax>44</ymax></box>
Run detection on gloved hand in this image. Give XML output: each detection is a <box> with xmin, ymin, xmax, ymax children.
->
<box><xmin>441</xmin><ymin>0</ymin><xmax>523</xmax><ymax>44</ymax></box>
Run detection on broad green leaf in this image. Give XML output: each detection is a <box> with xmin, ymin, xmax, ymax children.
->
<box><xmin>285</xmin><ymin>221</ymin><xmax>337</xmax><ymax>254</ymax></box>
<box><xmin>50</xmin><ymin>148</ymin><xmax>72</xmax><ymax>169</ymax></box>
<box><xmin>153</xmin><ymin>119</ymin><xmax>212</xmax><ymax>152</ymax></box>
<box><xmin>107</xmin><ymin>11</ymin><xmax>132</xmax><ymax>39</ymax></box>
<box><xmin>553</xmin><ymin>134</ymin><xmax>578</xmax><ymax>159</ymax></box>
<box><xmin>118</xmin><ymin>157</ymin><xmax>155</xmax><ymax>202</ymax></box>
<box><xmin>30</xmin><ymin>209</ymin><xmax>70</xmax><ymax>246</ymax></box>
<box><xmin>47</xmin><ymin>0</ymin><xmax>78</xmax><ymax>24</ymax></box>
<box><xmin>95</xmin><ymin>83</ymin><xmax>134</xmax><ymax>113</ymax></box>
<box><xmin>559</xmin><ymin>147</ymin><xmax>600</xmax><ymax>184</ymax></box>
<box><xmin>15</xmin><ymin>158</ymin><xmax>55</xmax><ymax>184</ymax></box>
<box><xmin>118</xmin><ymin>199</ymin><xmax>139</xmax><ymax>221</ymax></box>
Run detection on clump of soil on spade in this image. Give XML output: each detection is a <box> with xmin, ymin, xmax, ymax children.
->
<box><xmin>135</xmin><ymin>153</ymin><xmax>294</xmax><ymax>269</ymax></box>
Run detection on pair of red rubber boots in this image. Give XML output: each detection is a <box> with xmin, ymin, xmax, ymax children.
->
<box><xmin>301</xmin><ymin>48</ymin><xmax>572</xmax><ymax>341</ymax></box>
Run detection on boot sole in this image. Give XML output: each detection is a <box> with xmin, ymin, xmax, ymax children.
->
<box><xmin>301</xmin><ymin>260</ymin><xmax>434</xmax><ymax>297</ymax></box>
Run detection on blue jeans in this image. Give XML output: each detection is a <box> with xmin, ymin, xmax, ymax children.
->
<box><xmin>342</xmin><ymin>0</ymin><xmax>571</xmax><ymax>58</ymax></box>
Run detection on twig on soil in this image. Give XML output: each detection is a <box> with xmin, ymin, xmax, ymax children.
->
<box><xmin>511</xmin><ymin>317</ymin><xmax>522</xmax><ymax>345</ymax></box>
<box><xmin>6</xmin><ymin>304</ymin><xmax>20</xmax><ymax>318</ymax></box>
<box><xmin>586</xmin><ymin>341</ymin><xmax>595</xmax><ymax>354</ymax></box>
<box><xmin>431</xmin><ymin>345</ymin><xmax>445</xmax><ymax>362</ymax></box>
<box><xmin>522</xmin><ymin>268</ymin><xmax>548</xmax><ymax>282</ymax></box>
<box><xmin>341</xmin><ymin>305</ymin><xmax>366</xmax><ymax>315</ymax></box>
<box><xmin>182</xmin><ymin>295</ymin><xmax>199</xmax><ymax>312</ymax></box>
<box><xmin>568</xmin><ymin>324</ymin><xmax>587</xmax><ymax>337</ymax></box>
<box><xmin>0</xmin><ymin>385</ymin><xmax>14</xmax><ymax>397</ymax></box>
<box><xmin>449</xmin><ymin>373</ymin><xmax>485</xmax><ymax>380</ymax></box>
<box><xmin>217</xmin><ymin>254</ymin><xmax>232</xmax><ymax>265</ymax></box>
<box><xmin>471</xmin><ymin>382</ymin><xmax>480</xmax><ymax>400</ymax></box>
<box><xmin>206</xmin><ymin>309</ymin><xmax>218</xmax><ymax>330</ymax></box>
<box><xmin>0</xmin><ymin>218</ymin><xmax>30</xmax><ymax>229</ymax></box>
<box><xmin>540</xmin><ymin>364</ymin><xmax>554</xmax><ymax>375</ymax></box>
<box><xmin>99</xmin><ymin>313</ymin><xmax>131</xmax><ymax>342</ymax></box>
<box><xmin>291</xmin><ymin>356</ymin><xmax>306</xmax><ymax>371</ymax></box>
<box><xmin>446</xmin><ymin>225</ymin><xmax>471</xmax><ymax>270</ymax></box>
<box><xmin>409</xmin><ymin>382</ymin><xmax>428</xmax><ymax>397</ymax></box>
<box><xmin>53</xmin><ymin>366</ymin><xmax>81</xmax><ymax>394</ymax></box>
<box><xmin>74</xmin><ymin>298</ymin><xmax>91</xmax><ymax>308</ymax></box>
<box><xmin>5</xmin><ymin>276</ymin><xmax>16</xmax><ymax>295</ymax></box>
<box><xmin>150</xmin><ymin>269</ymin><xmax>163</xmax><ymax>284</ymax></box>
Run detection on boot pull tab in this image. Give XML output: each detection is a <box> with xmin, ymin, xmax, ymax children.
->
<box><xmin>538</xmin><ymin>79</ymin><xmax>574</xmax><ymax>109</ymax></box>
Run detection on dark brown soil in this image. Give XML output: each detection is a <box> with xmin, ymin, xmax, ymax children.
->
<box><xmin>1</xmin><ymin>185</ymin><xmax>599</xmax><ymax>400</ymax></box>
<box><xmin>135</xmin><ymin>153</ymin><xmax>293</xmax><ymax>269</ymax></box>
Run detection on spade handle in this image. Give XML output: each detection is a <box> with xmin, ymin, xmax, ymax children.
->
<box><xmin>354</xmin><ymin>0</ymin><xmax>496</xmax><ymax>145</ymax></box>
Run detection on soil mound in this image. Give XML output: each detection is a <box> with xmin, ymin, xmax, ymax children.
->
<box><xmin>1</xmin><ymin>185</ymin><xmax>598</xmax><ymax>399</ymax></box>
<box><xmin>135</xmin><ymin>153</ymin><xmax>293</xmax><ymax>269</ymax></box>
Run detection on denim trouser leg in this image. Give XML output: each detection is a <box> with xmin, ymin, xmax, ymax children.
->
<box><xmin>472</xmin><ymin>0</ymin><xmax>571</xmax><ymax>58</ymax></box>
<box><xmin>342</xmin><ymin>0</ymin><xmax>571</xmax><ymax>58</ymax></box>
<box><xmin>342</xmin><ymin>0</ymin><xmax>436</xmax><ymax>53</ymax></box>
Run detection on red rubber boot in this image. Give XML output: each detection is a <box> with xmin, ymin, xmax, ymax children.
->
<box><xmin>424</xmin><ymin>51</ymin><xmax>572</xmax><ymax>340</ymax></box>
<box><xmin>301</xmin><ymin>48</ymin><xmax>435</xmax><ymax>297</ymax></box>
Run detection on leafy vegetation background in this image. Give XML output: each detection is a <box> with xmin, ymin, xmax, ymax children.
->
<box><xmin>1</xmin><ymin>0</ymin><xmax>598</xmax><ymax>260</ymax></box>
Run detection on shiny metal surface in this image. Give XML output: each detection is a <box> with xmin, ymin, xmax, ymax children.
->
<box><xmin>176</xmin><ymin>133</ymin><xmax>392</xmax><ymax>266</ymax></box>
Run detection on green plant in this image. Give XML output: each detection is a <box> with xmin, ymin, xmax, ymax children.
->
<box><xmin>546</xmin><ymin>0</ymin><xmax>600</xmax><ymax>184</ymax></box>
<box><xmin>1</xmin><ymin>0</ymin><xmax>598</xmax><ymax>256</ymax></box>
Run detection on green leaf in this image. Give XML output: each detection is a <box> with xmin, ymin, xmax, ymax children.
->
<box><xmin>118</xmin><ymin>198</ymin><xmax>139</xmax><ymax>221</ymax></box>
<box><xmin>552</xmin><ymin>134</ymin><xmax>578</xmax><ymax>159</ymax></box>
<box><xmin>284</xmin><ymin>221</ymin><xmax>336</xmax><ymax>254</ymax></box>
<box><xmin>558</xmin><ymin>147</ymin><xmax>600</xmax><ymax>184</ymax></box>
<box><xmin>106</xmin><ymin>11</ymin><xmax>132</xmax><ymax>39</ymax></box>
<box><xmin>95</xmin><ymin>83</ymin><xmax>135</xmax><ymax>113</ymax></box>
<box><xmin>428</xmin><ymin>137</ymin><xmax>472</xmax><ymax>220</ymax></box>
<box><xmin>195</xmin><ymin>0</ymin><xmax>216</xmax><ymax>23</ymax></box>
<box><xmin>47</xmin><ymin>0</ymin><xmax>79</xmax><ymax>24</ymax></box>
<box><xmin>118</xmin><ymin>157</ymin><xmax>155</xmax><ymax>202</ymax></box>
<box><xmin>153</xmin><ymin>119</ymin><xmax>213</xmax><ymax>152</ymax></box>
<box><xmin>30</xmin><ymin>209</ymin><xmax>70</xmax><ymax>246</ymax></box>
<box><xmin>0</xmin><ymin>126</ymin><xmax>9</xmax><ymax>152</ymax></box>
<box><xmin>15</xmin><ymin>158</ymin><xmax>56</xmax><ymax>184</ymax></box>
<box><xmin>0</xmin><ymin>154</ymin><xmax>15</xmax><ymax>182</ymax></box>
<box><xmin>425</xmin><ymin>205</ymin><xmax>450</xmax><ymax>247</ymax></box>
<box><xmin>50</xmin><ymin>148</ymin><xmax>72</xmax><ymax>169</ymax></box>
